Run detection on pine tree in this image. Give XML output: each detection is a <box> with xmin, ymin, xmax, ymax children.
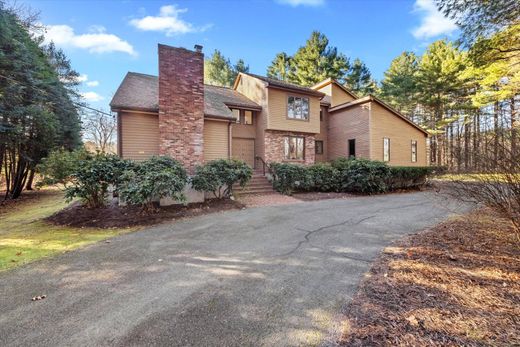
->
<box><xmin>380</xmin><ymin>52</ymin><xmax>420</xmax><ymax>117</ymax></box>
<box><xmin>287</xmin><ymin>31</ymin><xmax>349</xmax><ymax>86</ymax></box>
<box><xmin>266</xmin><ymin>52</ymin><xmax>292</xmax><ymax>81</ymax></box>
<box><xmin>344</xmin><ymin>58</ymin><xmax>378</xmax><ymax>96</ymax></box>
<box><xmin>204</xmin><ymin>50</ymin><xmax>249</xmax><ymax>87</ymax></box>
<box><xmin>204</xmin><ymin>50</ymin><xmax>235</xmax><ymax>87</ymax></box>
<box><xmin>0</xmin><ymin>6</ymin><xmax>81</xmax><ymax>199</ymax></box>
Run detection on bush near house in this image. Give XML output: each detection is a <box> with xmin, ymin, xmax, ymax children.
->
<box><xmin>270</xmin><ymin>158</ymin><xmax>431</xmax><ymax>195</ymax></box>
<box><xmin>191</xmin><ymin>159</ymin><xmax>252</xmax><ymax>198</ymax></box>
<box><xmin>118</xmin><ymin>156</ymin><xmax>188</xmax><ymax>211</ymax></box>
<box><xmin>64</xmin><ymin>154</ymin><xmax>135</xmax><ymax>208</ymax></box>
<box><xmin>270</xmin><ymin>162</ymin><xmax>310</xmax><ymax>195</ymax></box>
<box><xmin>37</xmin><ymin>148</ymin><xmax>91</xmax><ymax>188</ymax></box>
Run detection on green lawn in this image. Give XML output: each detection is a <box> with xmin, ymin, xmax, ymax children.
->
<box><xmin>0</xmin><ymin>189</ymin><xmax>135</xmax><ymax>271</ymax></box>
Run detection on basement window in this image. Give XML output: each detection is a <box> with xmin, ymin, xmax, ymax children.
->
<box><xmin>287</xmin><ymin>96</ymin><xmax>309</xmax><ymax>120</ymax></box>
<box><xmin>284</xmin><ymin>136</ymin><xmax>305</xmax><ymax>160</ymax></box>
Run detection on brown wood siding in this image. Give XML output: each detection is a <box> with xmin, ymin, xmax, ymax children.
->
<box><xmin>120</xmin><ymin>111</ymin><xmax>159</xmax><ymax>161</ymax></box>
<box><xmin>266</xmin><ymin>88</ymin><xmax>320</xmax><ymax>134</ymax></box>
<box><xmin>328</xmin><ymin>104</ymin><xmax>370</xmax><ymax>160</ymax></box>
<box><xmin>232</xmin><ymin>122</ymin><xmax>256</xmax><ymax>139</ymax></box>
<box><xmin>330</xmin><ymin>83</ymin><xmax>356</xmax><ymax>106</ymax></box>
<box><xmin>369</xmin><ymin>102</ymin><xmax>427</xmax><ymax>166</ymax></box>
<box><xmin>315</xmin><ymin>106</ymin><xmax>329</xmax><ymax>162</ymax></box>
<box><xmin>235</xmin><ymin>74</ymin><xmax>267</xmax><ymax>163</ymax></box>
<box><xmin>203</xmin><ymin>119</ymin><xmax>229</xmax><ymax>162</ymax></box>
<box><xmin>315</xmin><ymin>83</ymin><xmax>356</xmax><ymax>107</ymax></box>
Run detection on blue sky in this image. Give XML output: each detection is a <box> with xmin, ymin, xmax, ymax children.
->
<box><xmin>26</xmin><ymin>0</ymin><xmax>459</xmax><ymax>111</ymax></box>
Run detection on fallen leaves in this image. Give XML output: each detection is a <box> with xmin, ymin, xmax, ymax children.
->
<box><xmin>339</xmin><ymin>208</ymin><xmax>520</xmax><ymax>346</ymax></box>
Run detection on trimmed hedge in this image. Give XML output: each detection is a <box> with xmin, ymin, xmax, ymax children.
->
<box><xmin>270</xmin><ymin>158</ymin><xmax>431</xmax><ymax>195</ymax></box>
<box><xmin>387</xmin><ymin>166</ymin><xmax>433</xmax><ymax>190</ymax></box>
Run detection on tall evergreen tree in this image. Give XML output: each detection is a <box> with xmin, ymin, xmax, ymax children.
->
<box><xmin>204</xmin><ymin>50</ymin><xmax>250</xmax><ymax>87</ymax></box>
<box><xmin>380</xmin><ymin>52</ymin><xmax>420</xmax><ymax>117</ymax></box>
<box><xmin>287</xmin><ymin>31</ymin><xmax>349</xmax><ymax>86</ymax></box>
<box><xmin>266</xmin><ymin>52</ymin><xmax>292</xmax><ymax>81</ymax></box>
<box><xmin>344</xmin><ymin>58</ymin><xmax>378</xmax><ymax>96</ymax></box>
<box><xmin>0</xmin><ymin>5</ymin><xmax>81</xmax><ymax>199</ymax></box>
<box><xmin>416</xmin><ymin>40</ymin><xmax>467</xmax><ymax>165</ymax></box>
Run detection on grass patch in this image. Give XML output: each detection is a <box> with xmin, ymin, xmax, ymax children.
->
<box><xmin>340</xmin><ymin>208</ymin><xmax>520</xmax><ymax>346</ymax></box>
<box><xmin>0</xmin><ymin>189</ymin><xmax>135</xmax><ymax>271</ymax></box>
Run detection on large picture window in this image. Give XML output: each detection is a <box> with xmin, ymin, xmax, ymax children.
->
<box><xmin>287</xmin><ymin>96</ymin><xmax>309</xmax><ymax>120</ymax></box>
<box><xmin>411</xmin><ymin>140</ymin><xmax>417</xmax><ymax>162</ymax></box>
<box><xmin>383</xmin><ymin>138</ymin><xmax>390</xmax><ymax>162</ymax></box>
<box><xmin>284</xmin><ymin>136</ymin><xmax>305</xmax><ymax>160</ymax></box>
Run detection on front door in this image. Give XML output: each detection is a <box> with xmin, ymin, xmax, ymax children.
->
<box><xmin>232</xmin><ymin>138</ymin><xmax>255</xmax><ymax>168</ymax></box>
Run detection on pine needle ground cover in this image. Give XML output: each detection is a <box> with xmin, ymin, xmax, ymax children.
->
<box><xmin>0</xmin><ymin>189</ymin><xmax>134</xmax><ymax>271</ymax></box>
<box><xmin>340</xmin><ymin>208</ymin><xmax>520</xmax><ymax>346</ymax></box>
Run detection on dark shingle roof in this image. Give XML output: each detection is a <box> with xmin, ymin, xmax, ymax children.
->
<box><xmin>110</xmin><ymin>72</ymin><xmax>261</xmax><ymax>119</ymax></box>
<box><xmin>241</xmin><ymin>73</ymin><xmax>325</xmax><ymax>97</ymax></box>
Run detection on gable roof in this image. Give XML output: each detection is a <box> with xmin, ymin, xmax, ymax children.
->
<box><xmin>236</xmin><ymin>73</ymin><xmax>325</xmax><ymax>97</ymax></box>
<box><xmin>311</xmin><ymin>78</ymin><xmax>359</xmax><ymax>100</ymax></box>
<box><xmin>329</xmin><ymin>95</ymin><xmax>429</xmax><ymax>136</ymax></box>
<box><xmin>110</xmin><ymin>72</ymin><xmax>261</xmax><ymax>119</ymax></box>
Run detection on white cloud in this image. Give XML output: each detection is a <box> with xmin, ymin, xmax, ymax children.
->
<box><xmin>276</xmin><ymin>0</ymin><xmax>324</xmax><ymax>6</ymax></box>
<box><xmin>81</xmin><ymin>91</ymin><xmax>104</xmax><ymax>102</ymax></box>
<box><xmin>86</xmin><ymin>80</ymin><xmax>99</xmax><ymax>87</ymax></box>
<box><xmin>129</xmin><ymin>5</ymin><xmax>211</xmax><ymax>36</ymax></box>
<box><xmin>412</xmin><ymin>0</ymin><xmax>457</xmax><ymax>39</ymax></box>
<box><xmin>77</xmin><ymin>74</ymin><xmax>88</xmax><ymax>82</ymax></box>
<box><xmin>43</xmin><ymin>24</ymin><xmax>137</xmax><ymax>56</ymax></box>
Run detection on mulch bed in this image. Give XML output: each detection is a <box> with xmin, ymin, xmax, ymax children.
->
<box><xmin>46</xmin><ymin>198</ymin><xmax>245</xmax><ymax>229</ymax></box>
<box><xmin>339</xmin><ymin>208</ymin><xmax>520</xmax><ymax>346</ymax></box>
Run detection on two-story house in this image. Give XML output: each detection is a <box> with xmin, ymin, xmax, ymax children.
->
<box><xmin>110</xmin><ymin>44</ymin><xmax>427</xmax><ymax>201</ymax></box>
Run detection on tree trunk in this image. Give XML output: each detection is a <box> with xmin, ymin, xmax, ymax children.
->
<box><xmin>494</xmin><ymin>101</ymin><xmax>499</xmax><ymax>167</ymax></box>
<box><xmin>512</xmin><ymin>97</ymin><xmax>518</xmax><ymax>158</ymax></box>
<box><xmin>25</xmin><ymin>169</ymin><xmax>35</xmax><ymax>190</ymax></box>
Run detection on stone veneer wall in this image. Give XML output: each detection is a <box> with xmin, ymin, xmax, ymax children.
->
<box><xmin>158</xmin><ymin>44</ymin><xmax>204</xmax><ymax>174</ymax></box>
<box><xmin>264</xmin><ymin>130</ymin><xmax>315</xmax><ymax>165</ymax></box>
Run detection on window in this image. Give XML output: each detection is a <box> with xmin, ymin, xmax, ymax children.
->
<box><xmin>383</xmin><ymin>138</ymin><xmax>390</xmax><ymax>162</ymax></box>
<box><xmin>320</xmin><ymin>109</ymin><xmax>323</xmax><ymax>121</ymax></box>
<box><xmin>315</xmin><ymin>140</ymin><xmax>324</xmax><ymax>154</ymax></box>
<box><xmin>232</xmin><ymin>109</ymin><xmax>240</xmax><ymax>123</ymax></box>
<box><xmin>348</xmin><ymin>139</ymin><xmax>356</xmax><ymax>158</ymax></box>
<box><xmin>244</xmin><ymin>110</ymin><xmax>253</xmax><ymax>125</ymax></box>
<box><xmin>287</xmin><ymin>96</ymin><xmax>309</xmax><ymax>120</ymax></box>
<box><xmin>284</xmin><ymin>136</ymin><xmax>305</xmax><ymax>160</ymax></box>
<box><xmin>411</xmin><ymin>140</ymin><xmax>417</xmax><ymax>162</ymax></box>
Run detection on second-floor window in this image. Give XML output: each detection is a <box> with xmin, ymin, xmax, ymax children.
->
<box><xmin>287</xmin><ymin>96</ymin><xmax>309</xmax><ymax>120</ymax></box>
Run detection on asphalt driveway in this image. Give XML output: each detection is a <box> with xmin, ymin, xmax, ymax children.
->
<box><xmin>0</xmin><ymin>192</ymin><xmax>470</xmax><ymax>347</ymax></box>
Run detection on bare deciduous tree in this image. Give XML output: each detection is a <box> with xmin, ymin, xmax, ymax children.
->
<box><xmin>82</xmin><ymin>111</ymin><xmax>116</xmax><ymax>154</ymax></box>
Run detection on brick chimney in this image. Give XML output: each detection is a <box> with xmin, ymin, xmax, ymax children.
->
<box><xmin>158</xmin><ymin>44</ymin><xmax>204</xmax><ymax>174</ymax></box>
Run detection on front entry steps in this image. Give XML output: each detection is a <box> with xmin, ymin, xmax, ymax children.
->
<box><xmin>233</xmin><ymin>171</ymin><xmax>276</xmax><ymax>195</ymax></box>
